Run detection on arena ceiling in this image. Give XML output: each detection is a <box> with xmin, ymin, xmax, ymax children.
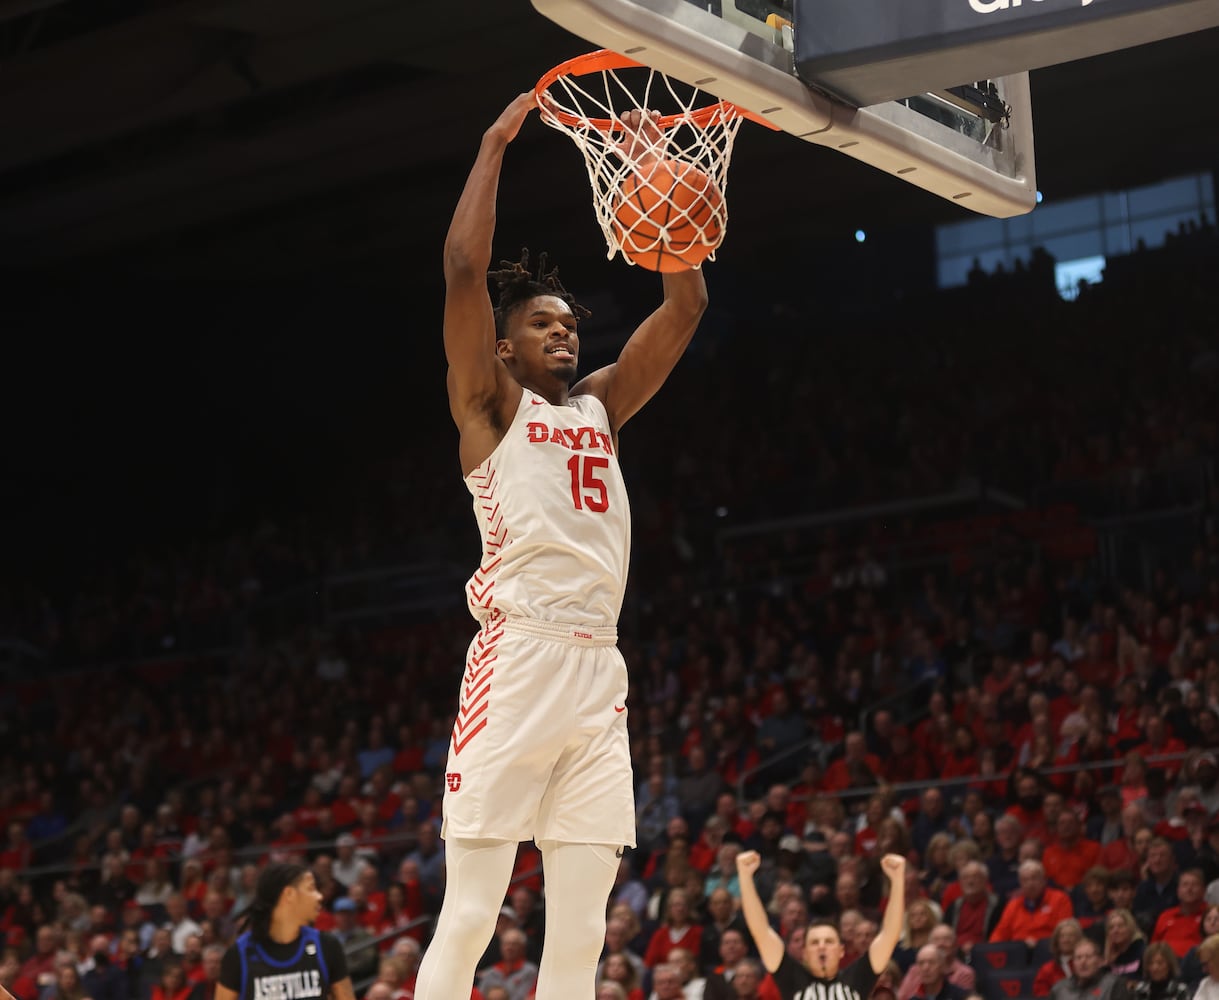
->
<box><xmin>1</xmin><ymin>0</ymin><xmax>1217</xmax><ymax>286</ymax></box>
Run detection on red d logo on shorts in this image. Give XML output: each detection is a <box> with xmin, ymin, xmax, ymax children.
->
<box><xmin>446</xmin><ymin>772</ymin><xmax>462</xmax><ymax>792</ymax></box>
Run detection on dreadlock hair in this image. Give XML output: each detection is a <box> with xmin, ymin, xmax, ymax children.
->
<box><xmin>489</xmin><ymin>248</ymin><xmax>591</xmax><ymax>340</ymax></box>
<box><xmin>241</xmin><ymin>862</ymin><xmax>309</xmax><ymax>942</ymax></box>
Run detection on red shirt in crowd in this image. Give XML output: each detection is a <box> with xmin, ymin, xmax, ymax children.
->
<box><xmin>1151</xmin><ymin>905</ymin><xmax>1204</xmax><ymax>957</ymax></box>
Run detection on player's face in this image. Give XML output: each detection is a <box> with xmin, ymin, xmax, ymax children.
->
<box><xmin>501</xmin><ymin>295</ymin><xmax>579</xmax><ymax>382</ymax></box>
<box><xmin>803</xmin><ymin>925</ymin><xmax>844</xmax><ymax>979</ymax></box>
<box><xmin>289</xmin><ymin>873</ymin><xmax>323</xmax><ymax>924</ymax></box>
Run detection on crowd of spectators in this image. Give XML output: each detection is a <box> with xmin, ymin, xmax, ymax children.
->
<box><xmin>1</xmin><ymin>226</ymin><xmax>1218</xmax><ymax>1000</ymax></box>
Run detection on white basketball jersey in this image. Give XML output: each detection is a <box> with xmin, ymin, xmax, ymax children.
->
<box><xmin>463</xmin><ymin>389</ymin><xmax>631</xmax><ymax>625</ymax></box>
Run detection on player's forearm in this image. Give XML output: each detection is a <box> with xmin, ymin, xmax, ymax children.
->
<box><xmin>444</xmin><ymin>133</ymin><xmax>510</xmax><ymax>275</ymax></box>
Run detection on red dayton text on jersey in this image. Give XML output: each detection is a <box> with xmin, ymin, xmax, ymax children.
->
<box><xmin>446</xmin><ymin>773</ymin><xmax>462</xmax><ymax>792</ymax></box>
<box><xmin>526</xmin><ymin>421</ymin><xmax>614</xmax><ymax>455</ymax></box>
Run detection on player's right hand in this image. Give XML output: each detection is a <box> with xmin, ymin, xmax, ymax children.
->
<box><xmin>487</xmin><ymin>92</ymin><xmax>537</xmax><ymax>144</ymax></box>
<box><xmin>615</xmin><ymin>109</ymin><xmax>664</xmax><ymax>168</ymax></box>
<box><xmin>736</xmin><ymin>849</ymin><xmax>761</xmax><ymax>877</ymax></box>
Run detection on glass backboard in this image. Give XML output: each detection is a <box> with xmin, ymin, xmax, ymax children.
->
<box><xmin>530</xmin><ymin>0</ymin><xmax>1037</xmax><ymax>218</ymax></box>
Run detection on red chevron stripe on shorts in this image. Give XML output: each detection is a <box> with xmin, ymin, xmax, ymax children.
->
<box><xmin>451</xmin><ymin>615</ymin><xmax>502</xmax><ymax>756</ymax></box>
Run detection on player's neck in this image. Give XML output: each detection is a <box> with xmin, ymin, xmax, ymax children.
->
<box><xmin>268</xmin><ymin>916</ymin><xmax>300</xmax><ymax>944</ymax></box>
<box><xmin>517</xmin><ymin>375</ymin><xmax>569</xmax><ymax>406</ymax></box>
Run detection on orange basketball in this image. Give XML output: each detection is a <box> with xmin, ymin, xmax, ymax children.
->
<box><xmin>613</xmin><ymin>159</ymin><xmax>724</xmax><ymax>272</ymax></box>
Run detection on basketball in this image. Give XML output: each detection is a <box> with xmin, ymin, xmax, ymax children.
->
<box><xmin>613</xmin><ymin>159</ymin><xmax>724</xmax><ymax>272</ymax></box>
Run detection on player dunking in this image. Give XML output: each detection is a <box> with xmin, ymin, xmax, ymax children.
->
<box><xmin>414</xmin><ymin>92</ymin><xmax>708</xmax><ymax>999</ymax></box>
<box><xmin>214</xmin><ymin>863</ymin><xmax>355</xmax><ymax>1000</ymax></box>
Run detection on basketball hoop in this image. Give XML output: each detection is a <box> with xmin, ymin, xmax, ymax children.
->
<box><xmin>535</xmin><ymin>50</ymin><xmax>753</xmax><ymax>269</ymax></box>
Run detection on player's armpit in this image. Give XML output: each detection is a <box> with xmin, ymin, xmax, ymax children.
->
<box><xmin>572</xmin><ymin>268</ymin><xmax>706</xmax><ymax>431</ymax></box>
<box><xmin>329</xmin><ymin>977</ymin><xmax>357</xmax><ymax>1000</ymax></box>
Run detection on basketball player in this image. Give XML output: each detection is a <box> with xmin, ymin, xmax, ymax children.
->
<box><xmin>213</xmin><ymin>864</ymin><xmax>354</xmax><ymax>1000</ymax></box>
<box><xmin>414</xmin><ymin>92</ymin><xmax>709</xmax><ymax>1000</ymax></box>
<box><xmin>736</xmin><ymin>850</ymin><xmax>907</xmax><ymax>1000</ymax></box>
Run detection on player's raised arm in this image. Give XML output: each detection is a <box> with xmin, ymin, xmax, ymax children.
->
<box><xmin>735</xmin><ymin>849</ymin><xmax>785</xmax><ymax>972</ymax></box>
<box><xmin>571</xmin><ymin>109</ymin><xmax>708</xmax><ymax>432</ymax></box>
<box><xmin>869</xmin><ymin>854</ymin><xmax>908</xmax><ymax>974</ymax></box>
<box><xmin>443</xmin><ymin>92</ymin><xmax>535</xmax><ymax>429</ymax></box>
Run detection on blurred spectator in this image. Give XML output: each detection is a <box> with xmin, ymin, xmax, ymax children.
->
<box><xmin>988</xmin><ymin>816</ymin><xmax>1025</xmax><ymax>899</ymax></box>
<box><xmin>46</xmin><ymin>963</ymin><xmax>91</xmax><ymax>1000</ymax></box>
<box><xmin>13</xmin><ymin>925</ymin><xmax>60</xmax><ymax>1000</ymax></box>
<box><xmin>164</xmin><ymin>897</ymin><xmax>201</xmax><ymax>956</ymax></box>
<box><xmin>331</xmin><ymin>899</ymin><xmax>377</xmax><ymax>981</ymax></box>
<box><xmin>1135</xmin><ymin>841</ymin><xmax>1180</xmax><ymax>934</ymax></box>
<box><xmin>187</xmin><ymin>945</ymin><xmax>223</xmax><ymax>1000</ymax></box>
<box><xmin>644</xmin><ymin>890</ymin><xmax>701</xmax><ymax>968</ymax></box>
<box><xmin>332</xmin><ymin>836</ymin><xmax>361</xmax><ymax>890</ymax></box>
<box><xmin>1129</xmin><ymin>941</ymin><xmax>1190</xmax><ymax>1000</ymax></box>
<box><xmin>897</xmin><ymin>925</ymin><xmax>975</xmax><ymax>1000</ymax></box>
<box><xmin>1150</xmin><ymin>870</ymin><xmax>1205</xmax><ymax>958</ymax></box>
<box><xmin>149</xmin><ymin>964</ymin><xmax>191</xmax><ymax>1000</ymax></box>
<box><xmin>1049</xmin><ymin>938</ymin><xmax>1124</xmax><ymax>1000</ymax></box>
<box><xmin>475</xmin><ymin>929</ymin><xmax>537</xmax><ymax>1000</ymax></box>
<box><xmin>944</xmin><ymin>861</ymin><xmax>1001</xmax><ymax>953</ymax></box>
<box><xmin>989</xmin><ymin>861</ymin><xmax>1073</xmax><ymax>948</ymax></box>
<box><xmin>1044</xmin><ymin>813</ymin><xmax>1102</xmax><ymax>890</ymax></box>
<box><xmin>720</xmin><ymin>958</ymin><xmax>768</xmax><ymax>1000</ymax></box>
<box><xmin>1180</xmin><ymin>907</ymin><xmax>1219</xmax><ymax>988</ymax></box>
<box><xmin>403</xmin><ymin>823</ymin><xmax>444</xmax><ymax>897</ymax></box>
<box><xmin>699</xmin><ymin>889</ymin><xmax>746</xmax><ymax>972</ymax></box>
<box><xmin>610</xmin><ymin>859</ymin><xmax>649</xmax><ymax>921</ymax></box>
<box><xmin>1103</xmin><ymin>909</ymin><xmax>1146</xmax><ymax>980</ymax></box>
<box><xmin>597</xmin><ymin>951</ymin><xmax>644</xmax><ymax>1000</ymax></box>
<box><xmin>1034</xmin><ymin>919</ymin><xmax>1084</xmax><ymax>997</ymax></box>
<box><xmin>910</xmin><ymin>944</ymin><xmax>968</xmax><ymax>1000</ymax></box>
<box><xmin>79</xmin><ymin>936</ymin><xmax>127</xmax><ymax>1000</ymax></box>
<box><xmin>649</xmin><ymin>962</ymin><xmax>685</xmax><ymax>1000</ymax></box>
<box><xmin>667</xmin><ymin>947</ymin><xmax>705</xmax><ymax>999</ymax></box>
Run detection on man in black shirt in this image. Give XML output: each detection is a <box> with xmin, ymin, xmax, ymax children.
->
<box><xmin>736</xmin><ymin>850</ymin><xmax>906</xmax><ymax>1000</ymax></box>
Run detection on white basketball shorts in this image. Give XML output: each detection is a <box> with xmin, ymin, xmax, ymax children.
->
<box><xmin>439</xmin><ymin>613</ymin><xmax>636</xmax><ymax>848</ymax></box>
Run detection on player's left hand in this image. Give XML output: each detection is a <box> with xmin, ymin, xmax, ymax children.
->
<box><xmin>880</xmin><ymin>853</ymin><xmax>906</xmax><ymax>879</ymax></box>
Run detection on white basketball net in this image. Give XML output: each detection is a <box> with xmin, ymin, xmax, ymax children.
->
<box><xmin>537</xmin><ymin>57</ymin><xmax>744</xmax><ymax>267</ymax></box>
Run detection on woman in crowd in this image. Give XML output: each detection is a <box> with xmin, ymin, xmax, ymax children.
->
<box><xmin>43</xmin><ymin>963</ymin><xmax>90</xmax><ymax>1000</ymax></box>
<box><xmin>921</xmin><ymin>834</ymin><xmax>957</xmax><ymax>903</ymax></box>
<box><xmin>1191</xmin><ymin>935</ymin><xmax>1219</xmax><ymax>1000</ymax></box>
<box><xmin>148</xmin><ymin>965</ymin><xmax>191</xmax><ymax>1000</ymax></box>
<box><xmin>1103</xmin><ymin>908</ymin><xmax>1145</xmax><ymax>980</ymax></box>
<box><xmin>374</xmin><ymin>884</ymin><xmax>415</xmax><ymax>949</ymax></box>
<box><xmin>1035</xmin><ymin>919</ymin><xmax>1084</xmax><ymax>997</ymax></box>
<box><xmin>1129</xmin><ymin>942</ymin><xmax>1190</xmax><ymax>1000</ymax></box>
<box><xmin>894</xmin><ymin>899</ymin><xmax>939</xmax><ymax>972</ymax></box>
<box><xmin>597</xmin><ymin>953</ymin><xmax>643</xmax><ymax>1000</ymax></box>
<box><xmin>1181</xmin><ymin>906</ymin><xmax>1219</xmax><ymax>988</ymax></box>
<box><xmin>643</xmin><ymin>888</ymin><xmax>701</xmax><ymax>968</ymax></box>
